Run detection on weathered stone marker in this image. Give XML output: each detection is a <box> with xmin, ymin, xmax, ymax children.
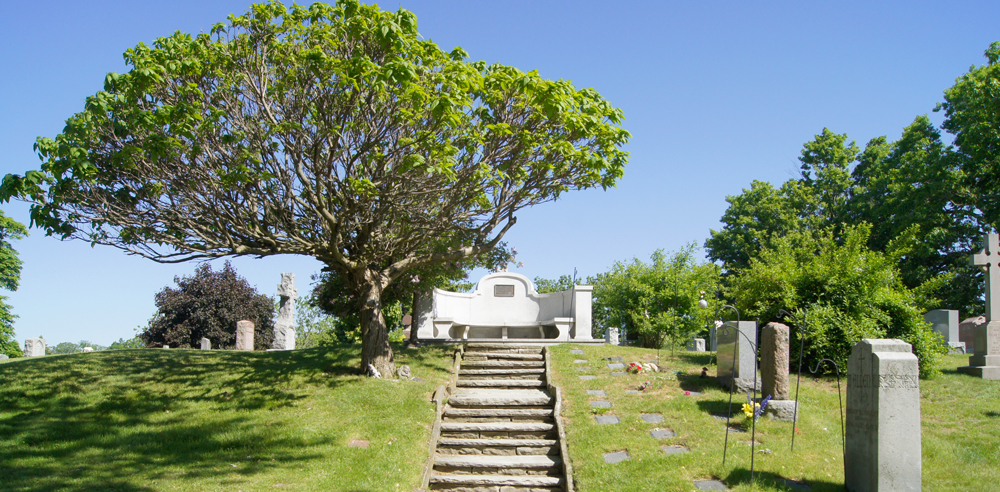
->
<box><xmin>686</xmin><ymin>338</ymin><xmax>706</xmax><ymax>352</ymax></box>
<box><xmin>235</xmin><ymin>320</ymin><xmax>255</xmax><ymax>351</ymax></box>
<box><xmin>760</xmin><ymin>322</ymin><xmax>797</xmax><ymax>421</ymax></box>
<box><xmin>200</xmin><ymin>338</ymin><xmax>211</xmax><ymax>350</ymax></box>
<box><xmin>846</xmin><ymin>339</ymin><xmax>921</xmax><ymax>492</ymax></box>
<box><xmin>959</xmin><ymin>316</ymin><xmax>984</xmax><ymax>354</ymax></box>
<box><xmin>0</xmin><ymin>354</ymin><xmax>9</xmax><ymax>360</ymax></box>
<box><xmin>959</xmin><ymin>233</ymin><xmax>1000</xmax><ymax>379</ymax></box>
<box><xmin>716</xmin><ymin>321</ymin><xmax>760</xmax><ymax>391</ymax></box>
<box><xmin>605</xmin><ymin>327</ymin><xmax>619</xmax><ymax>345</ymax></box>
<box><xmin>925</xmin><ymin>309</ymin><xmax>964</xmax><ymax>353</ymax></box>
<box><xmin>82</xmin><ymin>347</ymin><xmax>94</xmax><ymax>353</ymax></box>
<box><xmin>273</xmin><ymin>273</ymin><xmax>297</xmax><ymax>350</ymax></box>
<box><xmin>24</xmin><ymin>338</ymin><xmax>46</xmax><ymax>357</ymax></box>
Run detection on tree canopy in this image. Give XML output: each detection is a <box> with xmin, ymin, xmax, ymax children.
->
<box><xmin>0</xmin><ymin>1</ymin><xmax>629</xmax><ymax>375</ymax></box>
<box><xmin>0</xmin><ymin>211</ymin><xmax>27</xmax><ymax>358</ymax></box>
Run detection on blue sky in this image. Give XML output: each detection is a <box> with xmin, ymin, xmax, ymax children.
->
<box><xmin>1</xmin><ymin>0</ymin><xmax>997</xmax><ymax>346</ymax></box>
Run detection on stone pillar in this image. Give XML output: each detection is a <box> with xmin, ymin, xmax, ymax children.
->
<box><xmin>846</xmin><ymin>339</ymin><xmax>921</xmax><ymax>492</ymax></box>
<box><xmin>761</xmin><ymin>322</ymin><xmax>797</xmax><ymax>421</ymax></box>
<box><xmin>24</xmin><ymin>338</ymin><xmax>46</xmax><ymax>357</ymax></box>
<box><xmin>236</xmin><ymin>320</ymin><xmax>255</xmax><ymax>351</ymax></box>
<box><xmin>200</xmin><ymin>338</ymin><xmax>211</xmax><ymax>350</ymax></box>
<box><xmin>273</xmin><ymin>273</ymin><xmax>297</xmax><ymax>350</ymax></box>
<box><xmin>605</xmin><ymin>327</ymin><xmax>619</xmax><ymax>345</ymax></box>
<box><xmin>570</xmin><ymin>285</ymin><xmax>594</xmax><ymax>339</ymax></box>
<box><xmin>716</xmin><ymin>321</ymin><xmax>760</xmax><ymax>392</ymax></box>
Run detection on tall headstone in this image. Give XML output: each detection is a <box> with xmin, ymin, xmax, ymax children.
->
<box><xmin>605</xmin><ymin>327</ymin><xmax>620</xmax><ymax>345</ymax></box>
<box><xmin>716</xmin><ymin>321</ymin><xmax>760</xmax><ymax>392</ymax></box>
<box><xmin>273</xmin><ymin>273</ymin><xmax>297</xmax><ymax>350</ymax></box>
<box><xmin>200</xmin><ymin>338</ymin><xmax>212</xmax><ymax>350</ymax></box>
<box><xmin>760</xmin><ymin>322</ymin><xmax>797</xmax><ymax>421</ymax></box>
<box><xmin>959</xmin><ymin>316</ymin><xmax>985</xmax><ymax>354</ymax></box>
<box><xmin>709</xmin><ymin>320</ymin><xmax>722</xmax><ymax>351</ymax></box>
<box><xmin>924</xmin><ymin>309</ymin><xmax>964</xmax><ymax>352</ymax></box>
<box><xmin>959</xmin><ymin>233</ymin><xmax>1000</xmax><ymax>379</ymax></box>
<box><xmin>24</xmin><ymin>338</ymin><xmax>45</xmax><ymax>357</ymax></box>
<box><xmin>235</xmin><ymin>320</ymin><xmax>255</xmax><ymax>351</ymax></box>
<box><xmin>846</xmin><ymin>339</ymin><xmax>921</xmax><ymax>492</ymax></box>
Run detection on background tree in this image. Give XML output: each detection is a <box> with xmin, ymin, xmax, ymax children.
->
<box><xmin>141</xmin><ymin>261</ymin><xmax>274</xmax><ymax>349</ymax></box>
<box><xmin>109</xmin><ymin>336</ymin><xmax>146</xmax><ymax>350</ymax></box>
<box><xmin>590</xmin><ymin>245</ymin><xmax>719</xmax><ymax>349</ymax></box>
<box><xmin>533</xmin><ymin>274</ymin><xmax>580</xmax><ymax>294</ymax></box>
<box><xmin>0</xmin><ymin>211</ymin><xmax>26</xmax><ymax>358</ymax></box>
<box><xmin>0</xmin><ymin>1</ymin><xmax>629</xmax><ymax>376</ymax></box>
<box><xmin>728</xmin><ymin>224</ymin><xmax>946</xmax><ymax>378</ymax></box>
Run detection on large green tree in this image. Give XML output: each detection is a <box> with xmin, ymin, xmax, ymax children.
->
<box><xmin>0</xmin><ymin>1</ymin><xmax>629</xmax><ymax>375</ymax></box>
<box><xmin>590</xmin><ymin>245</ymin><xmax>719</xmax><ymax>349</ymax></box>
<box><xmin>0</xmin><ymin>211</ymin><xmax>27</xmax><ymax>358</ymax></box>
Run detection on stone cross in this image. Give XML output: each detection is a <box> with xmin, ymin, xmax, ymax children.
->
<box><xmin>273</xmin><ymin>273</ymin><xmax>297</xmax><ymax>350</ymax></box>
<box><xmin>970</xmin><ymin>233</ymin><xmax>1000</xmax><ymax>320</ymax></box>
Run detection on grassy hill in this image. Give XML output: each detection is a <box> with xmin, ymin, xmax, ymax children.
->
<box><xmin>1</xmin><ymin>344</ymin><xmax>998</xmax><ymax>491</ymax></box>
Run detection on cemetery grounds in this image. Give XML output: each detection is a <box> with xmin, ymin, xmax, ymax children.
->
<box><xmin>0</xmin><ymin>345</ymin><xmax>997</xmax><ymax>491</ymax></box>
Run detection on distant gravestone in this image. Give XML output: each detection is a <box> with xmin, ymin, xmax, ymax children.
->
<box><xmin>200</xmin><ymin>338</ymin><xmax>211</xmax><ymax>350</ymax></box>
<box><xmin>924</xmin><ymin>309</ymin><xmax>964</xmax><ymax>353</ymax></box>
<box><xmin>235</xmin><ymin>320</ymin><xmax>255</xmax><ymax>351</ymax></box>
<box><xmin>82</xmin><ymin>347</ymin><xmax>94</xmax><ymax>353</ymax></box>
<box><xmin>24</xmin><ymin>338</ymin><xmax>45</xmax><ymax>357</ymax></box>
<box><xmin>397</xmin><ymin>365</ymin><xmax>412</xmax><ymax>379</ymax></box>
<box><xmin>959</xmin><ymin>316</ymin><xmax>984</xmax><ymax>354</ymax></box>
<box><xmin>846</xmin><ymin>339</ymin><xmax>921</xmax><ymax>492</ymax></box>
<box><xmin>959</xmin><ymin>233</ymin><xmax>1000</xmax><ymax>379</ymax></box>
<box><xmin>710</xmin><ymin>320</ymin><xmax>722</xmax><ymax>351</ymax></box>
<box><xmin>605</xmin><ymin>327</ymin><xmax>619</xmax><ymax>345</ymax></box>
<box><xmin>716</xmin><ymin>321</ymin><xmax>760</xmax><ymax>392</ymax></box>
<box><xmin>163</xmin><ymin>345</ymin><xmax>169</xmax><ymax>349</ymax></box>
<box><xmin>686</xmin><ymin>338</ymin><xmax>706</xmax><ymax>352</ymax></box>
<box><xmin>0</xmin><ymin>354</ymin><xmax>9</xmax><ymax>360</ymax></box>
<box><xmin>273</xmin><ymin>273</ymin><xmax>297</xmax><ymax>350</ymax></box>
<box><xmin>760</xmin><ymin>322</ymin><xmax>797</xmax><ymax>421</ymax></box>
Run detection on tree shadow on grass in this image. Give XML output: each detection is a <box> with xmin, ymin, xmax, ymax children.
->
<box><xmin>0</xmin><ymin>344</ymin><xmax>453</xmax><ymax>492</ymax></box>
<box><xmin>724</xmin><ymin>468</ymin><xmax>844</xmax><ymax>492</ymax></box>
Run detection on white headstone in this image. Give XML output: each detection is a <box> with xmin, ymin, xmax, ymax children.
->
<box><xmin>24</xmin><ymin>338</ymin><xmax>45</xmax><ymax>357</ymax></box>
<box><xmin>273</xmin><ymin>273</ymin><xmax>297</xmax><ymax>350</ymax></box>
<box><xmin>686</xmin><ymin>338</ymin><xmax>706</xmax><ymax>352</ymax></box>
<box><xmin>605</xmin><ymin>327</ymin><xmax>620</xmax><ymax>345</ymax></box>
<box><xmin>709</xmin><ymin>320</ymin><xmax>722</xmax><ymax>351</ymax></box>
<box><xmin>846</xmin><ymin>339</ymin><xmax>921</xmax><ymax>492</ymax></box>
<box><xmin>236</xmin><ymin>320</ymin><xmax>255</xmax><ymax>351</ymax></box>
<box><xmin>960</xmin><ymin>234</ymin><xmax>1000</xmax><ymax>379</ymax></box>
<box><xmin>82</xmin><ymin>347</ymin><xmax>94</xmax><ymax>353</ymax></box>
<box><xmin>0</xmin><ymin>354</ymin><xmax>9</xmax><ymax>360</ymax></box>
<box><xmin>716</xmin><ymin>321</ymin><xmax>760</xmax><ymax>392</ymax></box>
<box><xmin>200</xmin><ymin>338</ymin><xmax>211</xmax><ymax>350</ymax></box>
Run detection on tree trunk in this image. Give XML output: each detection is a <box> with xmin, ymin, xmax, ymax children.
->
<box><xmin>358</xmin><ymin>271</ymin><xmax>396</xmax><ymax>378</ymax></box>
<box><xmin>406</xmin><ymin>291</ymin><xmax>421</xmax><ymax>348</ymax></box>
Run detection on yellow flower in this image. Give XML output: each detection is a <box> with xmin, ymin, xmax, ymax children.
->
<box><xmin>742</xmin><ymin>402</ymin><xmax>760</xmax><ymax>419</ymax></box>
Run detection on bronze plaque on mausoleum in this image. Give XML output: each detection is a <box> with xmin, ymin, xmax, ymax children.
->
<box><xmin>494</xmin><ymin>284</ymin><xmax>515</xmax><ymax>297</ymax></box>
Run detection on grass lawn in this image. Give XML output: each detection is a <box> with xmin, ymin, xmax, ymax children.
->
<box><xmin>549</xmin><ymin>345</ymin><xmax>1000</xmax><ymax>492</ymax></box>
<box><xmin>0</xmin><ymin>344</ymin><xmax>454</xmax><ymax>492</ymax></box>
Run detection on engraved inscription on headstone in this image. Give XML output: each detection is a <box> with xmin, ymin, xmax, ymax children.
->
<box><xmin>846</xmin><ymin>339</ymin><xmax>921</xmax><ymax>492</ymax></box>
<box><xmin>493</xmin><ymin>284</ymin><xmax>515</xmax><ymax>297</ymax></box>
<box><xmin>24</xmin><ymin>337</ymin><xmax>46</xmax><ymax>357</ymax></box>
<box><xmin>605</xmin><ymin>327</ymin><xmax>620</xmax><ymax>345</ymax></box>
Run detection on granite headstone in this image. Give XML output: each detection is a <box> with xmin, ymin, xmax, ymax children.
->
<box><xmin>716</xmin><ymin>321</ymin><xmax>760</xmax><ymax>391</ymax></box>
<box><xmin>236</xmin><ymin>320</ymin><xmax>255</xmax><ymax>351</ymax></box>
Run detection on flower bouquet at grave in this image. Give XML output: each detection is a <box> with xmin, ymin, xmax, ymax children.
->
<box><xmin>741</xmin><ymin>391</ymin><xmax>771</xmax><ymax>429</ymax></box>
<box><xmin>626</xmin><ymin>362</ymin><xmax>644</xmax><ymax>374</ymax></box>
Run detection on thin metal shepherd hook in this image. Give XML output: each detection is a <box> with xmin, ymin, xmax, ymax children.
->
<box><xmin>810</xmin><ymin>358</ymin><xmax>846</xmax><ymax>482</ymax></box>
<box><xmin>715</xmin><ymin>305</ymin><xmax>763</xmax><ymax>485</ymax></box>
<box><xmin>778</xmin><ymin>308</ymin><xmax>807</xmax><ymax>451</ymax></box>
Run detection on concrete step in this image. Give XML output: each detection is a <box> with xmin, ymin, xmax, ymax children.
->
<box><xmin>457</xmin><ymin>379</ymin><xmax>545</xmax><ymax>388</ymax></box>
<box><xmin>460</xmin><ymin>359</ymin><xmax>544</xmax><ymax>368</ymax></box>
<box><xmin>464</xmin><ymin>343</ymin><xmax>544</xmax><ymax>352</ymax></box>
<box><xmin>448</xmin><ymin>388</ymin><xmax>553</xmax><ymax>407</ymax></box>
<box><xmin>440</xmin><ymin>422</ymin><xmax>554</xmax><ymax>433</ymax></box>
<box><xmin>444</xmin><ymin>407</ymin><xmax>553</xmax><ymax>418</ymax></box>
<box><xmin>464</xmin><ymin>352</ymin><xmax>544</xmax><ymax>360</ymax></box>
<box><xmin>438</xmin><ymin>437</ymin><xmax>558</xmax><ymax>448</ymax></box>
<box><xmin>429</xmin><ymin>474</ymin><xmax>562</xmax><ymax>487</ymax></box>
<box><xmin>435</xmin><ymin>454</ymin><xmax>562</xmax><ymax>469</ymax></box>
<box><xmin>459</xmin><ymin>368</ymin><xmax>545</xmax><ymax>375</ymax></box>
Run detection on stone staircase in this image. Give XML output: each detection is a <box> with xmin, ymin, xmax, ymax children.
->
<box><xmin>423</xmin><ymin>343</ymin><xmax>572</xmax><ymax>492</ymax></box>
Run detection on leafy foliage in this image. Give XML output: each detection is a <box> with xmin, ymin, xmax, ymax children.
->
<box><xmin>140</xmin><ymin>261</ymin><xmax>274</xmax><ymax>349</ymax></box>
<box><xmin>109</xmin><ymin>336</ymin><xmax>146</xmax><ymax>350</ymax></box>
<box><xmin>590</xmin><ymin>245</ymin><xmax>719</xmax><ymax>348</ymax></box>
<box><xmin>533</xmin><ymin>274</ymin><xmax>580</xmax><ymax>294</ymax></box>
<box><xmin>728</xmin><ymin>224</ymin><xmax>946</xmax><ymax>378</ymax></box>
<box><xmin>0</xmin><ymin>211</ymin><xmax>26</xmax><ymax>358</ymax></box>
<box><xmin>0</xmin><ymin>0</ymin><xmax>629</xmax><ymax>375</ymax></box>
<box><xmin>48</xmin><ymin>340</ymin><xmax>107</xmax><ymax>354</ymax></box>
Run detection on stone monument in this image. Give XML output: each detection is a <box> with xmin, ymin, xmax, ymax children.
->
<box><xmin>82</xmin><ymin>347</ymin><xmax>94</xmax><ymax>353</ymax></box>
<box><xmin>201</xmin><ymin>338</ymin><xmax>212</xmax><ymax>350</ymax></box>
<box><xmin>924</xmin><ymin>309</ymin><xmax>964</xmax><ymax>353</ymax></box>
<box><xmin>236</xmin><ymin>320</ymin><xmax>255</xmax><ymax>351</ymax></box>
<box><xmin>686</xmin><ymin>338</ymin><xmax>706</xmax><ymax>352</ymax></box>
<box><xmin>959</xmin><ymin>233</ymin><xmax>1000</xmax><ymax>379</ymax></box>
<box><xmin>846</xmin><ymin>339</ymin><xmax>921</xmax><ymax>492</ymax></box>
<box><xmin>959</xmin><ymin>316</ymin><xmax>984</xmax><ymax>354</ymax></box>
<box><xmin>0</xmin><ymin>354</ymin><xmax>8</xmax><ymax>360</ymax></box>
<box><xmin>273</xmin><ymin>273</ymin><xmax>297</xmax><ymax>350</ymax></box>
<box><xmin>716</xmin><ymin>321</ymin><xmax>760</xmax><ymax>391</ymax></box>
<box><xmin>606</xmin><ymin>327</ymin><xmax>620</xmax><ymax>345</ymax></box>
<box><xmin>760</xmin><ymin>322</ymin><xmax>797</xmax><ymax>421</ymax></box>
<box><xmin>24</xmin><ymin>337</ymin><xmax>45</xmax><ymax>357</ymax></box>
<box><xmin>709</xmin><ymin>320</ymin><xmax>722</xmax><ymax>351</ymax></box>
